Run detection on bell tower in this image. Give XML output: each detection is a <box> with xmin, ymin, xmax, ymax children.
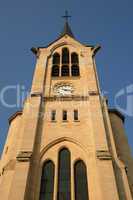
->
<box><xmin>0</xmin><ymin>14</ymin><xmax>133</xmax><ymax>200</ymax></box>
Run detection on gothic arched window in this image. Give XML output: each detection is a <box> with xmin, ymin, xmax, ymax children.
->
<box><xmin>74</xmin><ymin>160</ymin><xmax>89</xmax><ymax>200</ymax></box>
<box><xmin>71</xmin><ymin>52</ymin><xmax>79</xmax><ymax>64</ymax></box>
<box><xmin>39</xmin><ymin>160</ymin><xmax>55</xmax><ymax>200</ymax></box>
<box><xmin>61</xmin><ymin>65</ymin><xmax>69</xmax><ymax>76</ymax></box>
<box><xmin>51</xmin><ymin>65</ymin><xmax>59</xmax><ymax>77</ymax></box>
<box><xmin>52</xmin><ymin>52</ymin><xmax>60</xmax><ymax>77</ymax></box>
<box><xmin>71</xmin><ymin>52</ymin><xmax>80</xmax><ymax>76</ymax></box>
<box><xmin>57</xmin><ymin>148</ymin><xmax>71</xmax><ymax>200</ymax></box>
<box><xmin>53</xmin><ymin>53</ymin><xmax>60</xmax><ymax>65</ymax></box>
<box><xmin>62</xmin><ymin>48</ymin><xmax>69</xmax><ymax>64</ymax></box>
<box><xmin>71</xmin><ymin>65</ymin><xmax>80</xmax><ymax>76</ymax></box>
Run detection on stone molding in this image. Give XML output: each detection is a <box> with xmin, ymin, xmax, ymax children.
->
<box><xmin>30</xmin><ymin>92</ymin><xmax>43</xmax><ymax>98</ymax></box>
<box><xmin>96</xmin><ymin>150</ymin><xmax>112</xmax><ymax>160</ymax></box>
<box><xmin>40</xmin><ymin>137</ymin><xmax>92</xmax><ymax>159</ymax></box>
<box><xmin>8</xmin><ymin>111</ymin><xmax>22</xmax><ymax>125</ymax></box>
<box><xmin>43</xmin><ymin>96</ymin><xmax>89</xmax><ymax>102</ymax></box>
<box><xmin>88</xmin><ymin>91</ymin><xmax>99</xmax><ymax>96</ymax></box>
<box><xmin>16</xmin><ymin>151</ymin><xmax>32</xmax><ymax>162</ymax></box>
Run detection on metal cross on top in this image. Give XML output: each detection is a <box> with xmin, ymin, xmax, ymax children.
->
<box><xmin>62</xmin><ymin>10</ymin><xmax>71</xmax><ymax>22</ymax></box>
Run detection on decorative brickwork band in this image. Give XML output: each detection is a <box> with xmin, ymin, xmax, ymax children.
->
<box><xmin>96</xmin><ymin>150</ymin><xmax>112</xmax><ymax>160</ymax></box>
<box><xmin>17</xmin><ymin>151</ymin><xmax>32</xmax><ymax>162</ymax></box>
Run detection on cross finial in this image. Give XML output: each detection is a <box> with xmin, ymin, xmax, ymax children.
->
<box><xmin>62</xmin><ymin>10</ymin><xmax>71</xmax><ymax>22</ymax></box>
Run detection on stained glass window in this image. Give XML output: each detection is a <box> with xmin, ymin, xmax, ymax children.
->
<box><xmin>57</xmin><ymin>148</ymin><xmax>71</xmax><ymax>200</ymax></box>
<box><xmin>39</xmin><ymin>160</ymin><xmax>55</xmax><ymax>200</ymax></box>
<box><xmin>74</xmin><ymin>160</ymin><xmax>89</xmax><ymax>200</ymax></box>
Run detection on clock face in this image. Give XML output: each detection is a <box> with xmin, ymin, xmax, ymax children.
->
<box><xmin>54</xmin><ymin>85</ymin><xmax>74</xmax><ymax>96</ymax></box>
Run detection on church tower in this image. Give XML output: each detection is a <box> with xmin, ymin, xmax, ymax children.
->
<box><xmin>0</xmin><ymin>15</ymin><xmax>133</xmax><ymax>200</ymax></box>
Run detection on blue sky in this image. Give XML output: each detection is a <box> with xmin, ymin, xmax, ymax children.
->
<box><xmin>0</xmin><ymin>0</ymin><xmax>133</xmax><ymax>154</ymax></box>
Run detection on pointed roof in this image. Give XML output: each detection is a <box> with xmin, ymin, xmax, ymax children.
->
<box><xmin>60</xmin><ymin>21</ymin><xmax>75</xmax><ymax>38</ymax></box>
<box><xmin>31</xmin><ymin>12</ymin><xmax>97</xmax><ymax>50</ymax></box>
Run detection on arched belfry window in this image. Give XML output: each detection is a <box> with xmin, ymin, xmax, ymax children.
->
<box><xmin>62</xmin><ymin>48</ymin><xmax>69</xmax><ymax>64</ymax></box>
<box><xmin>71</xmin><ymin>52</ymin><xmax>80</xmax><ymax>76</ymax></box>
<box><xmin>52</xmin><ymin>53</ymin><xmax>60</xmax><ymax>77</ymax></box>
<box><xmin>74</xmin><ymin>160</ymin><xmax>89</xmax><ymax>200</ymax></box>
<box><xmin>39</xmin><ymin>160</ymin><xmax>55</xmax><ymax>200</ymax></box>
<box><xmin>53</xmin><ymin>53</ymin><xmax>60</xmax><ymax>65</ymax></box>
<box><xmin>61</xmin><ymin>65</ymin><xmax>69</xmax><ymax>76</ymax></box>
<box><xmin>57</xmin><ymin>148</ymin><xmax>71</xmax><ymax>200</ymax></box>
<box><xmin>71</xmin><ymin>65</ymin><xmax>80</xmax><ymax>76</ymax></box>
<box><xmin>51</xmin><ymin>65</ymin><xmax>59</xmax><ymax>77</ymax></box>
<box><xmin>71</xmin><ymin>52</ymin><xmax>79</xmax><ymax>64</ymax></box>
<box><xmin>51</xmin><ymin>49</ymin><xmax>80</xmax><ymax>77</ymax></box>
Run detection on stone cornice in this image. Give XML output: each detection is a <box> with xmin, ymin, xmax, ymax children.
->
<box><xmin>108</xmin><ymin>108</ymin><xmax>125</xmax><ymax>123</ymax></box>
<box><xmin>16</xmin><ymin>151</ymin><xmax>32</xmax><ymax>162</ymax></box>
<box><xmin>88</xmin><ymin>91</ymin><xmax>99</xmax><ymax>96</ymax></box>
<box><xmin>92</xmin><ymin>45</ymin><xmax>101</xmax><ymax>57</ymax></box>
<box><xmin>43</xmin><ymin>96</ymin><xmax>89</xmax><ymax>102</ymax></box>
<box><xmin>30</xmin><ymin>92</ymin><xmax>43</xmax><ymax>98</ymax></box>
<box><xmin>96</xmin><ymin>150</ymin><xmax>112</xmax><ymax>160</ymax></box>
<box><xmin>8</xmin><ymin>111</ymin><xmax>22</xmax><ymax>125</ymax></box>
